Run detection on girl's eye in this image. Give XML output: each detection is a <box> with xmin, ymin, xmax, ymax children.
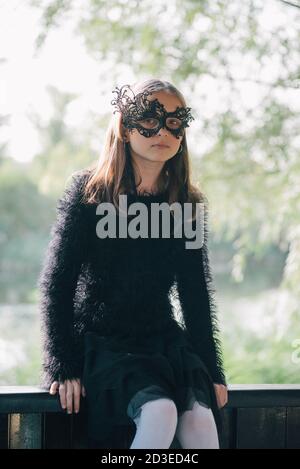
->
<box><xmin>139</xmin><ymin>118</ymin><xmax>159</xmax><ymax>129</ymax></box>
<box><xmin>166</xmin><ymin>118</ymin><xmax>182</xmax><ymax>129</ymax></box>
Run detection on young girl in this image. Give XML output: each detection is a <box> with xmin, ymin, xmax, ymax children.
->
<box><xmin>38</xmin><ymin>78</ymin><xmax>228</xmax><ymax>449</ymax></box>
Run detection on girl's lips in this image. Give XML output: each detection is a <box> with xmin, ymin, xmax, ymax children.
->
<box><xmin>152</xmin><ymin>144</ymin><xmax>170</xmax><ymax>148</ymax></box>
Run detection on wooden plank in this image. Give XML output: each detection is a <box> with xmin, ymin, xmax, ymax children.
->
<box><xmin>0</xmin><ymin>392</ymin><xmax>61</xmax><ymax>414</ymax></box>
<box><xmin>85</xmin><ymin>425</ymin><xmax>135</xmax><ymax>449</ymax></box>
<box><xmin>1</xmin><ymin>384</ymin><xmax>299</xmax><ymax>394</ymax></box>
<box><xmin>236</xmin><ymin>408</ymin><xmax>286</xmax><ymax>449</ymax></box>
<box><xmin>8</xmin><ymin>413</ymin><xmax>42</xmax><ymax>448</ymax></box>
<box><xmin>0</xmin><ymin>414</ymin><xmax>8</xmax><ymax>449</ymax></box>
<box><xmin>1</xmin><ymin>386</ymin><xmax>300</xmax><ymax>449</ymax></box>
<box><xmin>286</xmin><ymin>407</ymin><xmax>300</xmax><ymax>449</ymax></box>
<box><xmin>70</xmin><ymin>400</ymin><xmax>89</xmax><ymax>449</ymax></box>
<box><xmin>220</xmin><ymin>408</ymin><xmax>236</xmax><ymax>449</ymax></box>
<box><xmin>228</xmin><ymin>387</ymin><xmax>300</xmax><ymax>408</ymax></box>
<box><xmin>0</xmin><ymin>386</ymin><xmax>47</xmax><ymax>394</ymax></box>
<box><xmin>43</xmin><ymin>412</ymin><xmax>72</xmax><ymax>449</ymax></box>
<box><xmin>113</xmin><ymin>425</ymin><xmax>135</xmax><ymax>449</ymax></box>
<box><xmin>228</xmin><ymin>384</ymin><xmax>300</xmax><ymax>391</ymax></box>
<box><xmin>1</xmin><ymin>386</ymin><xmax>300</xmax><ymax>413</ymax></box>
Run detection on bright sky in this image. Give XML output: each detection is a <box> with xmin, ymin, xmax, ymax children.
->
<box><xmin>0</xmin><ymin>0</ymin><xmax>298</xmax><ymax>162</ymax></box>
<box><xmin>0</xmin><ymin>0</ymin><xmax>136</xmax><ymax>161</ymax></box>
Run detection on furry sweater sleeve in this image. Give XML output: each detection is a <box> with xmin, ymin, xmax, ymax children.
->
<box><xmin>175</xmin><ymin>197</ymin><xmax>227</xmax><ymax>385</ymax></box>
<box><xmin>37</xmin><ymin>172</ymin><xmax>89</xmax><ymax>388</ymax></box>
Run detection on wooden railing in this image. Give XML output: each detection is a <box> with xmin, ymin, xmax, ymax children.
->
<box><xmin>0</xmin><ymin>385</ymin><xmax>300</xmax><ymax>449</ymax></box>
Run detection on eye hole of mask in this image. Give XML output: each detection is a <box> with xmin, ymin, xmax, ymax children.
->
<box><xmin>138</xmin><ymin>117</ymin><xmax>183</xmax><ymax>130</ymax></box>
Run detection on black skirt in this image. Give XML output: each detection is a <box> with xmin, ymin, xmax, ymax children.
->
<box><xmin>82</xmin><ymin>320</ymin><xmax>222</xmax><ymax>447</ymax></box>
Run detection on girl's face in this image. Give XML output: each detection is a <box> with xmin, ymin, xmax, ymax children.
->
<box><xmin>124</xmin><ymin>91</ymin><xmax>184</xmax><ymax>164</ymax></box>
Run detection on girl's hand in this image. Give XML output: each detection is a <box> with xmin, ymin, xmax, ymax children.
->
<box><xmin>49</xmin><ymin>379</ymin><xmax>86</xmax><ymax>414</ymax></box>
<box><xmin>213</xmin><ymin>383</ymin><xmax>228</xmax><ymax>409</ymax></box>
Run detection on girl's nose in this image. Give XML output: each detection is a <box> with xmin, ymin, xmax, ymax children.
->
<box><xmin>157</xmin><ymin>127</ymin><xmax>170</xmax><ymax>136</ymax></box>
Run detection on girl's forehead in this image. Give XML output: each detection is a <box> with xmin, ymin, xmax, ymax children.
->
<box><xmin>147</xmin><ymin>91</ymin><xmax>183</xmax><ymax>113</ymax></box>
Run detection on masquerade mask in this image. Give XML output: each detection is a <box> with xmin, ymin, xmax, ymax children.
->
<box><xmin>111</xmin><ymin>84</ymin><xmax>194</xmax><ymax>139</ymax></box>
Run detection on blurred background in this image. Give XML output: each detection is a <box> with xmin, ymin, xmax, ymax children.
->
<box><xmin>0</xmin><ymin>0</ymin><xmax>299</xmax><ymax>386</ymax></box>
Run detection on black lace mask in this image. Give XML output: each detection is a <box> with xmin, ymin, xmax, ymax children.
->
<box><xmin>111</xmin><ymin>84</ymin><xmax>194</xmax><ymax>139</ymax></box>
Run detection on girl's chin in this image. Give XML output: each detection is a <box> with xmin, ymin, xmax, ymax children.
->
<box><xmin>134</xmin><ymin>152</ymin><xmax>169</xmax><ymax>162</ymax></box>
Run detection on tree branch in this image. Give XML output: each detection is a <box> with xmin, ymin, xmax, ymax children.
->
<box><xmin>279</xmin><ymin>0</ymin><xmax>300</xmax><ymax>9</ymax></box>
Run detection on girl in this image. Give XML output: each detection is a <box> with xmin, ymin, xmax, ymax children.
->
<box><xmin>38</xmin><ymin>78</ymin><xmax>228</xmax><ymax>449</ymax></box>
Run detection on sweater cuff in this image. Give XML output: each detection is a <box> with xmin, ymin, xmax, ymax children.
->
<box><xmin>41</xmin><ymin>355</ymin><xmax>83</xmax><ymax>389</ymax></box>
<box><xmin>210</xmin><ymin>369</ymin><xmax>227</xmax><ymax>386</ymax></box>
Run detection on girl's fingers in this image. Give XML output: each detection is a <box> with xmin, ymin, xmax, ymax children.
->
<box><xmin>59</xmin><ymin>382</ymin><xmax>67</xmax><ymax>410</ymax></box>
<box><xmin>52</xmin><ymin>379</ymin><xmax>86</xmax><ymax>413</ymax></box>
<box><xmin>220</xmin><ymin>389</ymin><xmax>228</xmax><ymax>408</ymax></box>
<box><xmin>49</xmin><ymin>381</ymin><xmax>59</xmax><ymax>394</ymax></box>
<box><xmin>66</xmin><ymin>381</ymin><xmax>74</xmax><ymax>414</ymax></box>
<box><xmin>73</xmin><ymin>380</ymin><xmax>81</xmax><ymax>413</ymax></box>
<box><xmin>214</xmin><ymin>384</ymin><xmax>228</xmax><ymax>408</ymax></box>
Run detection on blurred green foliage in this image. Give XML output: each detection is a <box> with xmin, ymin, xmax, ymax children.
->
<box><xmin>1</xmin><ymin>0</ymin><xmax>299</xmax><ymax>384</ymax></box>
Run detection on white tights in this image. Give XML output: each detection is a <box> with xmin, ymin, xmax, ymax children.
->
<box><xmin>129</xmin><ymin>397</ymin><xmax>220</xmax><ymax>449</ymax></box>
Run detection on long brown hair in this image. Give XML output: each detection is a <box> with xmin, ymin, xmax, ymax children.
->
<box><xmin>81</xmin><ymin>78</ymin><xmax>204</xmax><ymax>217</ymax></box>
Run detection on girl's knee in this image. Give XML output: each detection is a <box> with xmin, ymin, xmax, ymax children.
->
<box><xmin>189</xmin><ymin>405</ymin><xmax>217</xmax><ymax>432</ymax></box>
<box><xmin>176</xmin><ymin>404</ymin><xmax>220</xmax><ymax>449</ymax></box>
<box><xmin>141</xmin><ymin>398</ymin><xmax>178</xmax><ymax>424</ymax></box>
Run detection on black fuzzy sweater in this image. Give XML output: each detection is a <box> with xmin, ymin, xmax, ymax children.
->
<box><xmin>38</xmin><ymin>170</ymin><xmax>227</xmax><ymax>389</ymax></box>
